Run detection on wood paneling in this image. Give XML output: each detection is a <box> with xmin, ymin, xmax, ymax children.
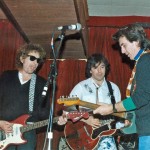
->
<box><xmin>0</xmin><ymin>0</ymin><xmax>89</xmax><ymax>59</ymax></box>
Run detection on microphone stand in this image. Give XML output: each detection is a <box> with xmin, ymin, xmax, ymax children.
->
<box><xmin>46</xmin><ymin>29</ymin><xmax>65</xmax><ymax>150</ymax></box>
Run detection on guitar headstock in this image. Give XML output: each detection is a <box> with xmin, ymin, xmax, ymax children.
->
<box><xmin>67</xmin><ymin>111</ymin><xmax>89</xmax><ymax>122</ymax></box>
<box><xmin>57</xmin><ymin>97</ymin><xmax>80</xmax><ymax>106</ymax></box>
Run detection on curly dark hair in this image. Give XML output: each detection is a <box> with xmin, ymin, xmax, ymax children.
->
<box><xmin>15</xmin><ymin>43</ymin><xmax>46</xmax><ymax>69</ymax></box>
<box><xmin>85</xmin><ymin>53</ymin><xmax>110</xmax><ymax>78</ymax></box>
<box><xmin>112</xmin><ymin>23</ymin><xmax>150</xmax><ymax>50</ymax></box>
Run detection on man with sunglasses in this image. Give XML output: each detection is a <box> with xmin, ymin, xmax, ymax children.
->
<box><xmin>0</xmin><ymin>43</ymin><xmax>50</xmax><ymax>150</ymax></box>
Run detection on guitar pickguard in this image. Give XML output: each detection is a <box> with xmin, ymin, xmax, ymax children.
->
<box><xmin>0</xmin><ymin>124</ymin><xmax>26</xmax><ymax>150</ymax></box>
<box><xmin>92</xmin><ymin>121</ymin><xmax>117</xmax><ymax>139</ymax></box>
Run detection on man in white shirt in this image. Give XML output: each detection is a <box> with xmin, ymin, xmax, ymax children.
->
<box><xmin>58</xmin><ymin>53</ymin><xmax>122</xmax><ymax>150</ymax></box>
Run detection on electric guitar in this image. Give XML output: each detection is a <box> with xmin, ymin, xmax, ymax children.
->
<box><xmin>0</xmin><ymin>111</ymin><xmax>89</xmax><ymax>150</ymax></box>
<box><xmin>57</xmin><ymin>97</ymin><xmax>137</xmax><ymax>134</ymax></box>
<box><xmin>64</xmin><ymin>119</ymin><xmax>117</xmax><ymax>150</ymax></box>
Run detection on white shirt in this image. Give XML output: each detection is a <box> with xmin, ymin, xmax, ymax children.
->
<box><xmin>69</xmin><ymin>77</ymin><xmax>122</xmax><ymax>150</ymax></box>
<box><xmin>18</xmin><ymin>72</ymin><xmax>29</xmax><ymax>84</ymax></box>
<box><xmin>70</xmin><ymin>77</ymin><xmax>121</xmax><ymax>105</ymax></box>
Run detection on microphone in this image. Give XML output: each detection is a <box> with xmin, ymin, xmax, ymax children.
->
<box><xmin>57</xmin><ymin>23</ymin><xmax>82</xmax><ymax>31</ymax></box>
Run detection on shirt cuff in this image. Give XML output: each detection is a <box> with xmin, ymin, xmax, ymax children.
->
<box><xmin>122</xmin><ymin>97</ymin><xmax>136</xmax><ymax>111</ymax></box>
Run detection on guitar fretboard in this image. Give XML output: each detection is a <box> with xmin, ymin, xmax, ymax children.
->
<box><xmin>20</xmin><ymin>117</ymin><xmax>59</xmax><ymax>133</ymax></box>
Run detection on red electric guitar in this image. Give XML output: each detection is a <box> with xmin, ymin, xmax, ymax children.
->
<box><xmin>0</xmin><ymin>111</ymin><xmax>89</xmax><ymax>150</ymax></box>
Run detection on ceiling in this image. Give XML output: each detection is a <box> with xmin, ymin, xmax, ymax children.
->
<box><xmin>0</xmin><ymin>0</ymin><xmax>150</xmax><ymax>59</ymax></box>
<box><xmin>0</xmin><ymin>0</ymin><xmax>89</xmax><ymax>59</ymax></box>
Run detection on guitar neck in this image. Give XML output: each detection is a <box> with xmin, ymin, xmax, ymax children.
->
<box><xmin>78</xmin><ymin>100</ymin><xmax>126</xmax><ymax>118</ymax></box>
<box><xmin>79</xmin><ymin>100</ymin><xmax>98</xmax><ymax>110</ymax></box>
<box><xmin>21</xmin><ymin>117</ymin><xmax>59</xmax><ymax>133</ymax></box>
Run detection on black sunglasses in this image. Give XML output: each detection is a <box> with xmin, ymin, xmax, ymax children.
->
<box><xmin>27</xmin><ymin>55</ymin><xmax>42</xmax><ymax>63</ymax></box>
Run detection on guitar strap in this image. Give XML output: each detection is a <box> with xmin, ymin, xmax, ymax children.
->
<box><xmin>126</xmin><ymin>50</ymin><xmax>150</xmax><ymax>97</ymax></box>
<box><xmin>107</xmin><ymin>50</ymin><xmax>150</xmax><ymax>103</ymax></box>
<box><xmin>29</xmin><ymin>73</ymin><xmax>37</xmax><ymax>114</ymax></box>
<box><xmin>106</xmin><ymin>80</ymin><xmax>116</xmax><ymax>104</ymax></box>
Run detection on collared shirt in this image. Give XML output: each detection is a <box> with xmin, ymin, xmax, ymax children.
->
<box><xmin>70</xmin><ymin>77</ymin><xmax>121</xmax><ymax>105</ymax></box>
<box><xmin>134</xmin><ymin>49</ymin><xmax>144</xmax><ymax>61</ymax></box>
<box><xmin>69</xmin><ymin>77</ymin><xmax>121</xmax><ymax>150</ymax></box>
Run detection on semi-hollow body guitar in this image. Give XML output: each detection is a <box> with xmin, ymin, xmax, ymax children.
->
<box><xmin>57</xmin><ymin>97</ymin><xmax>137</xmax><ymax>134</ymax></box>
<box><xmin>57</xmin><ymin>97</ymin><xmax>136</xmax><ymax>150</ymax></box>
<box><xmin>64</xmin><ymin>119</ymin><xmax>117</xmax><ymax>150</ymax></box>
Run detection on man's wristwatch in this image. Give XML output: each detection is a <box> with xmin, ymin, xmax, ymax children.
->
<box><xmin>113</xmin><ymin>103</ymin><xmax>117</xmax><ymax>113</ymax></box>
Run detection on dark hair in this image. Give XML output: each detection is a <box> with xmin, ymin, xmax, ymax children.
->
<box><xmin>15</xmin><ymin>43</ymin><xmax>46</xmax><ymax>69</ymax></box>
<box><xmin>112</xmin><ymin>23</ymin><xmax>150</xmax><ymax>50</ymax></box>
<box><xmin>85</xmin><ymin>53</ymin><xmax>110</xmax><ymax>78</ymax></box>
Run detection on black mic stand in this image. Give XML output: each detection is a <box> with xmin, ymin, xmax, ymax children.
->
<box><xmin>46</xmin><ymin>29</ymin><xmax>65</xmax><ymax>150</ymax></box>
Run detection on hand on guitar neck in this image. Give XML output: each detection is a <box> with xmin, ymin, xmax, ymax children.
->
<box><xmin>57</xmin><ymin>97</ymin><xmax>126</xmax><ymax>118</ymax></box>
<box><xmin>57</xmin><ymin>96</ymin><xmax>136</xmax><ymax>134</ymax></box>
<box><xmin>94</xmin><ymin>101</ymin><xmax>126</xmax><ymax>116</ymax></box>
<box><xmin>57</xmin><ymin>110</ymin><xmax>89</xmax><ymax>126</ymax></box>
<box><xmin>57</xmin><ymin>111</ymin><xmax>68</xmax><ymax>125</ymax></box>
<box><xmin>0</xmin><ymin>111</ymin><xmax>89</xmax><ymax>150</ymax></box>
